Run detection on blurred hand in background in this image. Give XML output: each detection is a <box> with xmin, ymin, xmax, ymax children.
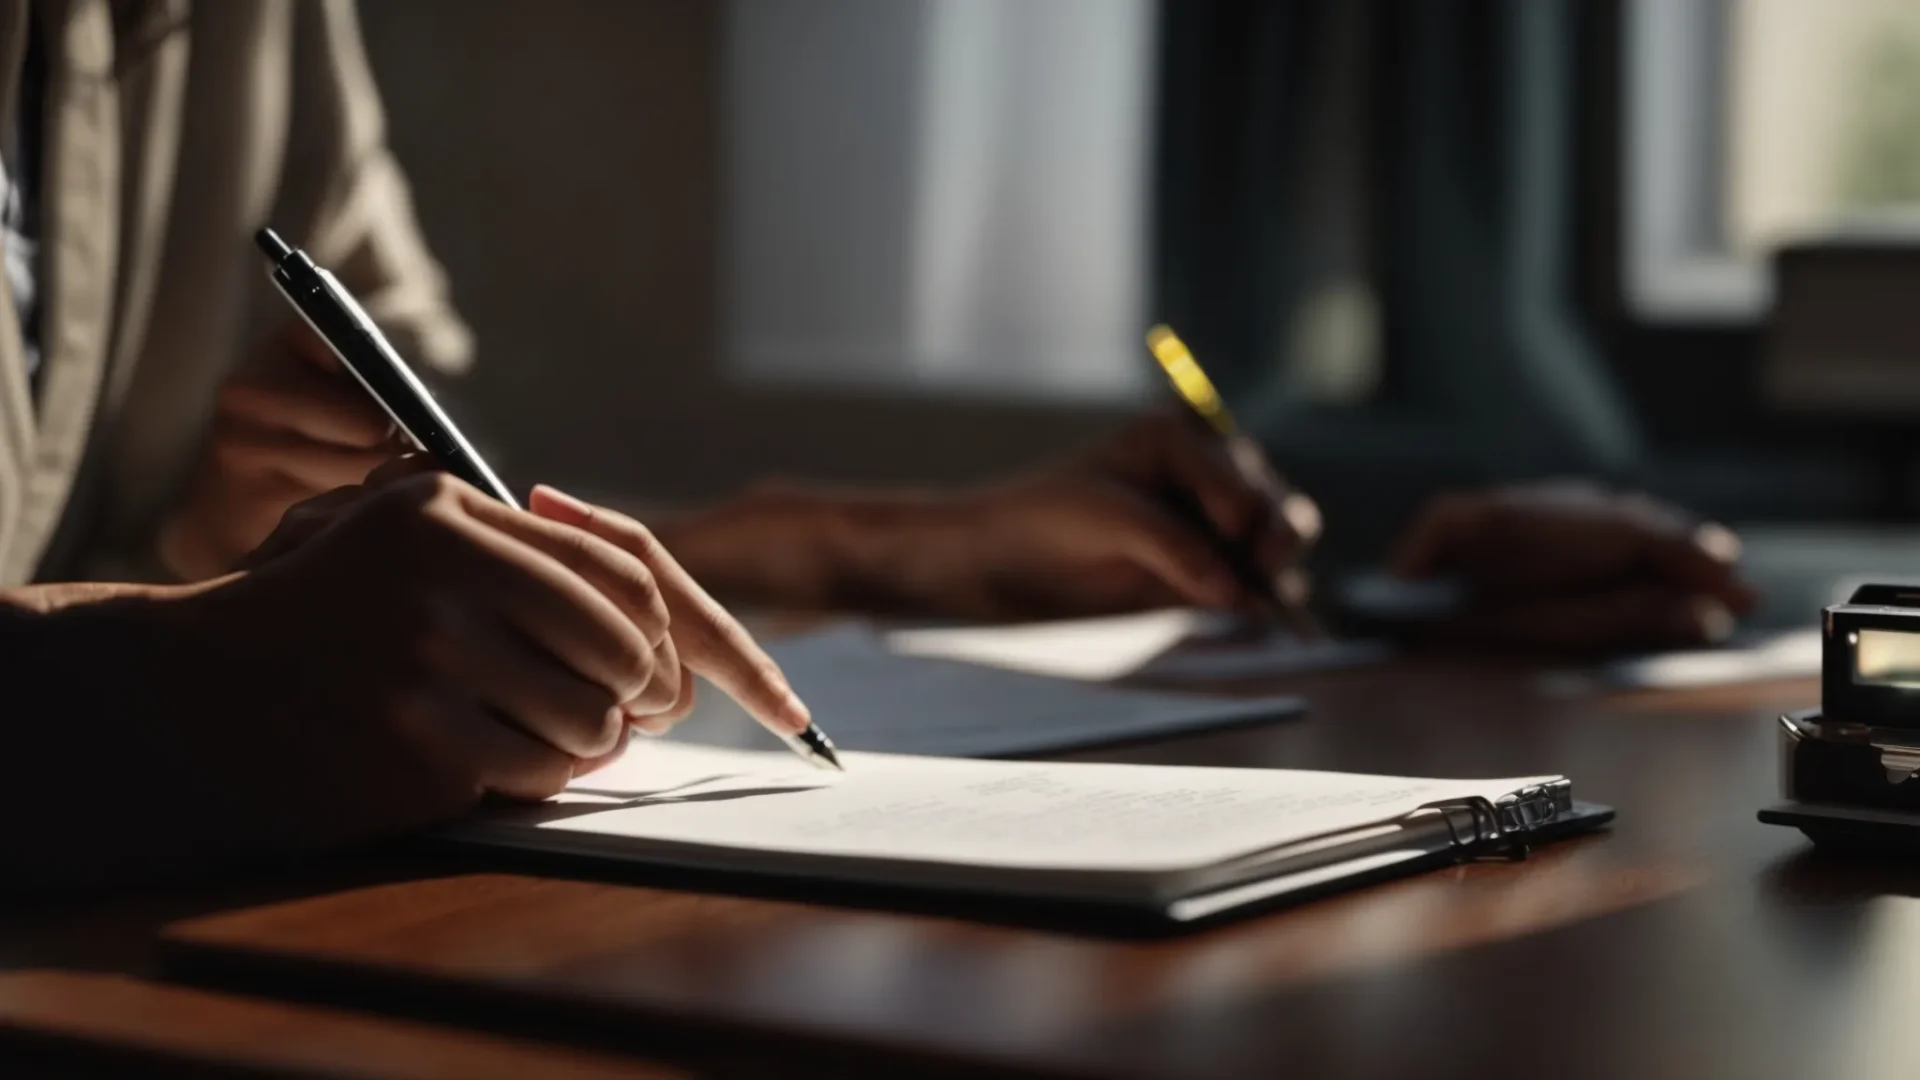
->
<box><xmin>903</xmin><ymin>410</ymin><xmax>1320</xmax><ymax>619</ymax></box>
<box><xmin>1388</xmin><ymin>483</ymin><xmax>1759</xmax><ymax>653</ymax></box>
<box><xmin>658</xmin><ymin>409</ymin><xmax>1320</xmax><ymax>621</ymax></box>
<box><xmin>159</xmin><ymin>321</ymin><xmax>398</xmax><ymax>580</ymax></box>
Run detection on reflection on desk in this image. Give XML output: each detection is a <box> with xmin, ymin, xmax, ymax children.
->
<box><xmin>0</xmin><ymin>970</ymin><xmax>678</xmax><ymax>1079</ymax></box>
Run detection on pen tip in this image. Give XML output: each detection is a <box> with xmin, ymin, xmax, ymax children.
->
<box><xmin>812</xmin><ymin>738</ymin><xmax>845</xmax><ymax>773</ymax></box>
<box><xmin>787</xmin><ymin>724</ymin><xmax>846</xmax><ymax>772</ymax></box>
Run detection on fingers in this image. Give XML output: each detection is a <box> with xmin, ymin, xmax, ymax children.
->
<box><xmin>1136</xmin><ymin>415</ymin><xmax>1320</xmax><ymax>579</ymax></box>
<box><xmin>438</xmin><ymin>698</ymin><xmax>579</xmax><ymax>801</ymax></box>
<box><xmin>441</xmin><ymin>485</ymin><xmax>689</xmax><ymax>722</ymax></box>
<box><xmin>421</xmin><ymin>485</ymin><xmax>660</xmax><ymax>706</ymax></box>
<box><xmin>1389</xmin><ymin>488</ymin><xmax>1760</xmax><ymax>616</ymax></box>
<box><xmin>527</xmin><ymin>485</ymin><xmax>812</xmax><ymax>736</ymax></box>
<box><xmin>628</xmin><ymin>633</ymin><xmax>698</xmax><ymax>735</ymax></box>
<box><xmin>1071</xmin><ymin>484</ymin><xmax>1248</xmax><ymax>610</ymax></box>
<box><xmin>216</xmin><ymin>362</ymin><xmax>392</xmax><ymax>449</ymax></box>
<box><xmin>208</xmin><ymin>422</ymin><xmax>389</xmax><ymax>490</ymax></box>
<box><xmin>401</xmin><ymin>689</ymin><xmax>576</xmax><ymax>802</ymax></box>
<box><xmin>1153</xmin><ymin>418</ymin><xmax>1269</xmax><ymax>538</ymax></box>
<box><xmin>625</xmin><ymin>629</ymin><xmax>685</xmax><ymax>717</ymax></box>
<box><xmin>1495</xmin><ymin>496</ymin><xmax>1758</xmax><ymax>610</ymax></box>
<box><xmin>458</xmin><ymin>493</ymin><xmax>673</xmax><ymax>649</ymax></box>
<box><xmin>1630</xmin><ymin>528</ymin><xmax>1758</xmax><ymax>613</ymax></box>
<box><xmin>1443</xmin><ymin>585</ymin><xmax>1736</xmax><ymax>654</ymax></box>
<box><xmin>1393</xmin><ymin>487</ymin><xmax>1636</xmax><ymax>590</ymax></box>
<box><xmin>1611</xmin><ymin>497</ymin><xmax>1759</xmax><ymax>614</ymax></box>
<box><xmin>419</xmin><ymin>594</ymin><xmax>628</xmax><ymax>758</ymax></box>
<box><xmin>1224</xmin><ymin>436</ymin><xmax>1321</xmax><ymax>583</ymax></box>
<box><xmin>662</xmin><ymin>662</ymin><xmax>700</xmax><ymax>720</ymax></box>
<box><xmin>570</xmin><ymin>734</ymin><xmax>635</xmax><ymax>780</ymax></box>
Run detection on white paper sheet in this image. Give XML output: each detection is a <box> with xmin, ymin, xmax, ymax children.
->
<box><xmin>535</xmin><ymin>742</ymin><xmax>1559</xmax><ymax>876</ymax></box>
<box><xmin>885</xmin><ymin>608</ymin><xmax>1389</xmax><ymax>682</ymax></box>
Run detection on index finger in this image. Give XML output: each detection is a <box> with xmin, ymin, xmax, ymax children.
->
<box><xmin>527</xmin><ymin>486</ymin><xmax>812</xmax><ymax>737</ymax></box>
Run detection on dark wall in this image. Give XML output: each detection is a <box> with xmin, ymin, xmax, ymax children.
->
<box><xmin>357</xmin><ymin>0</ymin><xmax>1124</xmax><ymax>508</ymax></box>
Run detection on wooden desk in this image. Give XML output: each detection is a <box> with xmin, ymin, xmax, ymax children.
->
<box><xmin>0</xmin><ymin>971</ymin><xmax>678</xmax><ymax>1078</ymax></box>
<box><xmin>1</xmin><ymin>657</ymin><xmax>1882</xmax><ymax>1078</ymax></box>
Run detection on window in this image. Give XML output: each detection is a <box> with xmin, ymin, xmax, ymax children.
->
<box><xmin>723</xmin><ymin>0</ymin><xmax>1155</xmax><ymax>402</ymax></box>
<box><xmin>1626</xmin><ymin>0</ymin><xmax>1920</xmax><ymax>321</ymax></box>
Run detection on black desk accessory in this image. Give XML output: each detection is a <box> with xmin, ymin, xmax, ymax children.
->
<box><xmin>1761</xmin><ymin>584</ymin><xmax>1920</xmax><ymax>846</ymax></box>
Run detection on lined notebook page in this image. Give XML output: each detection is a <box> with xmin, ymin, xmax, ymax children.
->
<box><xmin>507</xmin><ymin>744</ymin><xmax>1558</xmax><ymax>876</ymax></box>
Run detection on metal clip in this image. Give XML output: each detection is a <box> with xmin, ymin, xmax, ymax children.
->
<box><xmin>1410</xmin><ymin>780</ymin><xmax>1571</xmax><ymax>863</ymax></box>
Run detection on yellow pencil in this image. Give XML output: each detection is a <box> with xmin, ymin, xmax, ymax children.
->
<box><xmin>1146</xmin><ymin>324</ymin><xmax>1236</xmax><ymax>438</ymax></box>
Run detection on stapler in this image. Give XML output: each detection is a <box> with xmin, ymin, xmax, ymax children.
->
<box><xmin>1761</xmin><ymin>584</ymin><xmax>1920</xmax><ymax>850</ymax></box>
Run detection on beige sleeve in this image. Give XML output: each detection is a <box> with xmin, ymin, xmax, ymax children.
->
<box><xmin>268</xmin><ymin>0</ymin><xmax>473</xmax><ymax>376</ymax></box>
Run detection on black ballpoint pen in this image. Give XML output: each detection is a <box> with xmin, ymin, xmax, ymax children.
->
<box><xmin>255</xmin><ymin>227</ymin><xmax>516</xmax><ymax>506</ymax></box>
<box><xmin>255</xmin><ymin>227</ymin><xmax>844</xmax><ymax>772</ymax></box>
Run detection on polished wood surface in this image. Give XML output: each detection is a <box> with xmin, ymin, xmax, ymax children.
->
<box><xmin>0</xmin><ymin>971</ymin><xmax>678</xmax><ymax>1078</ymax></box>
<box><xmin>114</xmin><ymin>657</ymin><xmax>1889</xmax><ymax>1080</ymax></box>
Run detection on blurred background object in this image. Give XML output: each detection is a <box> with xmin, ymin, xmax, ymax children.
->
<box><xmin>1626</xmin><ymin>0</ymin><xmax>1920</xmax><ymax>320</ymax></box>
<box><xmin>356</xmin><ymin>0</ymin><xmax>1920</xmax><ymax>620</ymax></box>
<box><xmin>725</xmin><ymin>0</ymin><xmax>1155</xmax><ymax>403</ymax></box>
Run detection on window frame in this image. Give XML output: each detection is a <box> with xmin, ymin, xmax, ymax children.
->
<box><xmin>1573</xmin><ymin>0</ymin><xmax>1865</xmax><ymax>469</ymax></box>
<box><xmin>1620</xmin><ymin>0</ymin><xmax>1771</xmax><ymax>323</ymax></box>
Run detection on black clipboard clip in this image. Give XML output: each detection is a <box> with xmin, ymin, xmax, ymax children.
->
<box><xmin>1412</xmin><ymin>780</ymin><xmax>1574</xmax><ymax>862</ymax></box>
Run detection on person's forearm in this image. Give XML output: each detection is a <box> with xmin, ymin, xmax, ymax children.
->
<box><xmin>0</xmin><ymin>580</ymin><xmax>237</xmax><ymax>892</ymax></box>
<box><xmin>651</xmin><ymin>481</ymin><xmax>969</xmax><ymax>614</ymax></box>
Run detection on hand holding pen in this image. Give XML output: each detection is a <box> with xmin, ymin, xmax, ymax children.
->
<box><xmin>526</xmin><ymin>486</ymin><xmax>838</xmax><ymax>770</ymax></box>
<box><xmin>1144</xmin><ymin>324</ymin><xmax>1324</xmax><ymax>634</ymax></box>
<box><xmin>257</xmin><ymin>229</ymin><xmax>840</xmax><ymax>772</ymax></box>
